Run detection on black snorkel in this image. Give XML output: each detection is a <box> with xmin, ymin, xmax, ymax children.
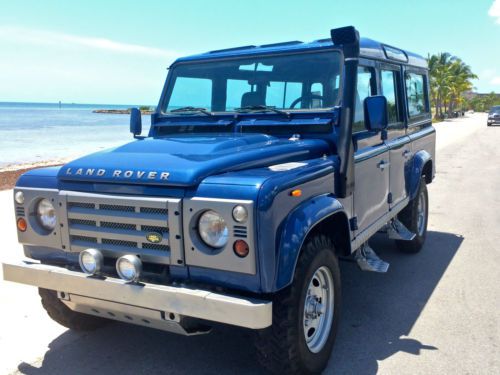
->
<box><xmin>331</xmin><ymin>26</ymin><xmax>360</xmax><ymax>198</ymax></box>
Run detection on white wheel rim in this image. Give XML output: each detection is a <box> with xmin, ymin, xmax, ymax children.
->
<box><xmin>417</xmin><ymin>190</ymin><xmax>426</xmax><ymax>236</ymax></box>
<box><xmin>302</xmin><ymin>266</ymin><xmax>335</xmax><ymax>353</ymax></box>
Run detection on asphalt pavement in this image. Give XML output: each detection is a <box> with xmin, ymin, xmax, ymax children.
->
<box><xmin>0</xmin><ymin>113</ymin><xmax>498</xmax><ymax>374</ymax></box>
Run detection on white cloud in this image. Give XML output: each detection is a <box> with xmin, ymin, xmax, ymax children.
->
<box><xmin>480</xmin><ymin>69</ymin><xmax>500</xmax><ymax>85</ymax></box>
<box><xmin>489</xmin><ymin>0</ymin><xmax>500</xmax><ymax>24</ymax></box>
<box><xmin>0</xmin><ymin>26</ymin><xmax>178</xmax><ymax>58</ymax></box>
<box><xmin>481</xmin><ymin>69</ymin><xmax>497</xmax><ymax>79</ymax></box>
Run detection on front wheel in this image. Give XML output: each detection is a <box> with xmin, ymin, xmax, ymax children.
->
<box><xmin>255</xmin><ymin>235</ymin><xmax>341</xmax><ymax>374</ymax></box>
<box><xmin>396</xmin><ymin>177</ymin><xmax>429</xmax><ymax>253</ymax></box>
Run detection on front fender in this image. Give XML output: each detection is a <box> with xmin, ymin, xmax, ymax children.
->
<box><xmin>274</xmin><ymin>194</ymin><xmax>346</xmax><ymax>290</ymax></box>
<box><xmin>409</xmin><ymin>150</ymin><xmax>432</xmax><ymax>200</ymax></box>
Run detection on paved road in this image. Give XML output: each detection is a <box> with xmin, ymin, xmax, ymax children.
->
<box><xmin>1</xmin><ymin>113</ymin><xmax>498</xmax><ymax>374</ymax></box>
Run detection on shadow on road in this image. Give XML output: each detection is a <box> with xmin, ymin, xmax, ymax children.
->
<box><xmin>16</xmin><ymin>231</ymin><xmax>463</xmax><ymax>375</ymax></box>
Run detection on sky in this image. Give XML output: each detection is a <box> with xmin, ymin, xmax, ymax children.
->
<box><xmin>0</xmin><ymin>0</ymin><xmax>499</xmax><ymax>105</ymax></box>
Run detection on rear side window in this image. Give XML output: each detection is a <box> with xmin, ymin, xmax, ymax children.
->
<box><xmin>405</xmin><ymin>73</ymin><xmax>428</xmax><ymax>117</ymax></box>
<box><xmin>353</xmin><ymin>66</ymin><xmax>376</xmax><ymax>133</ymax></box>
<box><xmin>381</xmin><ymin>69</ymin><xmax>402</xmax><ymax>125</ymax></box>
<box><xmin>226</xmin><ymin>79</ymin><xmax>253</xmax><ymax>110</ymax></box>
<box><xmin>266</xmin><ymin>81</ymin><xmax>303</xmax><ymax>109</ymax></box>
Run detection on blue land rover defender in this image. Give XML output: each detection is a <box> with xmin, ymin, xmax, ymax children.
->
<box><xmin>4</xmin><ymin>27</ymin><xmax>435</xmax><ymax>374</ymax></box>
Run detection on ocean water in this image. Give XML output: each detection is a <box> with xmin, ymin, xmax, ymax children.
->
<box><xmin>0</xmin><ymin>102</ymin><xmax>152</xmax><ymax>168</ymax></box>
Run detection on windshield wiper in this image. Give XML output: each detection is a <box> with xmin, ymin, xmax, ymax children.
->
<box><xmin>169</xmin><ymin>106</ymin><xmax>213</xmax><ymax>116</ymax></box>
<box><xmin>234</xmin><ymin>105</ymin><xmax>290</xmax><ymax>118</ymax></box>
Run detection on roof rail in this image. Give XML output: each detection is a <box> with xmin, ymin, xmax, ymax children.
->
<box><xmin>313</xmin><ymin>38</ymin><xmax>332</xmax><ymax>43</ymax></box>
<box><xmin>258</xmin><ymin>41</ymin><xmax>303</xmax><ymax>48</ymax></box>
<box><xmin>209</xmin><ymin>45</ymin><xmax>257</xmax><ymax>54</ymax></box>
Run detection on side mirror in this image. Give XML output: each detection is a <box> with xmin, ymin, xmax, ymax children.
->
<box><xmin>364</xmin><ymin>96</ymin><xmax>388</xmax><ymax>131</ymax></box>
<box><xmin>130</xmin><ymin>108</ymin><xmax>142</xmax><ymax>137</ymax></box>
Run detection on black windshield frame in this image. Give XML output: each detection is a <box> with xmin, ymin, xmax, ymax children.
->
<box><xmin>158</xmin><ymin>49</ymin><xmax>343</xmax><ymax>115</ymax></box>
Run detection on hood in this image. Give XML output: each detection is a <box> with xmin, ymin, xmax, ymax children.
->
<box><xmin>58</xmin><ymin>134</ymin><xmax>331</xmax><ymax>186</ymax></box>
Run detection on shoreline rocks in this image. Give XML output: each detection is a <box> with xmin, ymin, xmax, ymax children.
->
<box><xmin>92</xmin><ymin>109</ymin><xmax>154</xmax><ymax>114</ymax></box>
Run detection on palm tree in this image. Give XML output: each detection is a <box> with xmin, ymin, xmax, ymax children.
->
<box><xmin>427</xmin><ymin>53</ymin><xmax>476</xmax><ymax>119</ymax></box>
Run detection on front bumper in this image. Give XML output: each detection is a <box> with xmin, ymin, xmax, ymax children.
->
<box><xmin>2</xmin><ymin>260</ymin><xmax>272</xmax><ymax>330</ymax></box>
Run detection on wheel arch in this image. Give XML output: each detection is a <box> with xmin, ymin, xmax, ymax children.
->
<box><xmin>409</xmin><ymin>150</ymin><xmax>433</xmax><ymax>199</ymax></box>
<box><xmin>274</xmin><ymin>194</ymin><xmax>351</xmax><ymax>291</ymax></box>
<box><xmin>422</xmin><ymin>159</ymin><xmax>433</xmax><ymax>184</ymax></box>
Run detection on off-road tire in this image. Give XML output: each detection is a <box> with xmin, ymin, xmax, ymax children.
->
<box><xmin>396</xmin><ymin>177</ymin><xmax>428</xmax><ymax>253</ymax></box>
<box><xmin>255</xmin><ymin>235</ymin><xmax>341</xmax><ymax>374</ymax></box>
<box><xmin>39</xmin><ymin>288</ymin><xmax>110</xmax><ymax>331</ymax></box>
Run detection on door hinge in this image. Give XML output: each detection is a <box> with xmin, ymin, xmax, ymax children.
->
<box><xmin>349</xmin><ymin>217</ymin><xmax>358</xmax><ymax>231</ymax></box>
<box><xmin>388</xmin><ymin>192</ymin><xmax>393</xmax><ymax>204</ymax></box>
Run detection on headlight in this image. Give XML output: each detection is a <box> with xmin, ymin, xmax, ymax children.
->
<box><xmin>198</xmin><ymin>210</ymin><xmax>228</xmax><ymax>248</ymax></box>
<box><xmin>36</xmin><ymin>198</ymin><xmax>57</xmax><ymax>231</ymax></box>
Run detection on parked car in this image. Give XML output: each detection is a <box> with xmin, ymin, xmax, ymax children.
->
<box><xmin>3</xmin><ymin>26</ymin><xmax>435</xmax><ymax>374</ymax></box>
<box><xmin>487</xmin><ymin>106</ymin><xmax>500</xmax><ymax>126</ymax></box>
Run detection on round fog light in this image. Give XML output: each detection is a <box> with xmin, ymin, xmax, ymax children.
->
<box><xmin>233</xmin><ymin>240</ymin><xmax>250</xmax><ymax>258</ymax></box>
<box><xmin>79</xmin><ymin>248</ymin><xmax>103</xmax><ymax>275</ymax></box>
<box><xmin>116</xmin><ymin>255</ymin><xmax>142</xmax><ymax>282</ymax></box>
<box><xmin>232</xmin><ymin>205</ymin><xmax>248</xmax><ymax>223</ymax></box>
<box><xmin>14</xmin><ymin>191</ymin><xmax>25</xmax><ymax>205</ymax></box>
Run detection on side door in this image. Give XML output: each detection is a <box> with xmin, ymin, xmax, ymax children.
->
<box><xmin>379</xmin><ymin>64</ymin><xmax>411</xmax><ymax>209</ymax></box>
<box><xmin>353</xmin><ymin>64</ymin><xmax>390</xmax><ymax>234</ymax></box>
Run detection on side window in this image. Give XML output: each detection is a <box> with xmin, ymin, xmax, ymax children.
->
<box><xmin>168</xmin><ymin>77</ymin><xmax>212</xmax><ymax>110</ymax></box>
<box><xmin>405</xmin><ymin>72</ymin><xmax>428</xmax><ymax>117</ymax></box>
<box><xmin>380</xmin><ymin>69</ymin><xmax>402</xmax><ymax>125</ymax></box>
<box><xmin>266</xmin><ymin>81</ymin><xmax>303</xmax><ymax>108</ymax></box>
<box><xmin>310</xmin><ymin>83</ymin><xmax>323</xmax><ymax>108</ymax></box>
<box><xmin>353</xmin><ymin>66</ymin><xmax>376</xmax><ymax>133</ymax></box>
<box><xmin>266</xmin><ymin>82</ymin><xmax>286</xmax><ymax>108</ymax></box>
<box><xmin>226</xmin><ymin>79</ymin><xmax>252</xmax><ymax>110</ymax></box>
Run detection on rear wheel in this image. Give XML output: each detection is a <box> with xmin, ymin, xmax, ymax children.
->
<box><xmin>396</xmin><ymin>177</ymin><xmax>428</xmax><ymax>253</ymax></box>
<box><xmin>255</xmin><ymin>235</ymin><xmax>341</xmax><ymax>374</ymax></box>
<box><xmin>39</xmin><ymin>288</ymin><xmax>110</xmax><ymax>331</ymax></box>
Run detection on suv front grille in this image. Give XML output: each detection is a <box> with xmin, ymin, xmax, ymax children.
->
<box><xmin>62</xmin><ymin>192</ymin><xmax>183</xmax><ymax>265</ymax></box>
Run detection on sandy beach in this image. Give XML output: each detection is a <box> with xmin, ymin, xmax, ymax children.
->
<box><xmin>0</xmin><ymin>159</ymin><xmax>71</xmax><ymax>191</ymax></box>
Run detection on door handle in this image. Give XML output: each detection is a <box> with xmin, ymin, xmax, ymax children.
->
<box><xmin>403</xmin><ymin>150</ymin><xmax>412</xmax><ymax>158</ymax></box>
<box><xmin>377</xmin><ymin>160</ymin><xmax>390</xmax><ymax>170</ymax></box>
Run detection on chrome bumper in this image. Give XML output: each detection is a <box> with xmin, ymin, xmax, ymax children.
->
<box><xmin>2</xmin><ymin>260</ymin><xmax>272</xmax><ymax>330</ymax></box>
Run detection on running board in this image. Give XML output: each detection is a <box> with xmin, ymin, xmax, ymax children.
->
<box><xmin>354</xmin><ymin>243</ymin><xmax>389</xmax><ymax>273</ymax></box>
<box><xmin>387</xmin><ymin>219</ymin><xmax>416</xmax><ymax>241</ymax></box>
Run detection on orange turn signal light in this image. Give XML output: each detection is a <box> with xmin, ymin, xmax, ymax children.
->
<box><xmin>233</xmin><ymin>240</ymin><xmax>249</xmax><ymax>258</ymax></box>
<box><xmin>17</xmin><ymin>218</ymin><xmax>27</xmax><ymax>232</ymax></box>
<box><xmin>290</xmin><ymin>189</ymin><xmax>302</xmax><ymax>197</ymax></box>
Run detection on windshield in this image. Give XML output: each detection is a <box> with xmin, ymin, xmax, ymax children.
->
<box><xmin>161</xmin><ymin>51</ymin><xmax>342</xmax><ymax>114</ymax></box>
<box><xmin>490</xmin><ymin>106</ymin><xmax>500</xmax><ymax>114</ymax></box>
